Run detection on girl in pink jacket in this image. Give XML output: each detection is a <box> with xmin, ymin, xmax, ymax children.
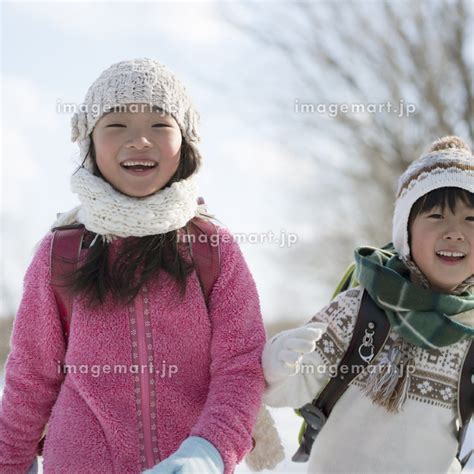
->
<box><xmin>0</xmin><ymin>58</ymin><xmax>266</xmax><ymax>474</ymax></box>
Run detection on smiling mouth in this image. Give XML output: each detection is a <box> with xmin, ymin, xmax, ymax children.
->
<box><xmin>435</xmin><ymin>250</ymin><xmax>466</xmax><ymax>264</ymax></box>
<box><xmin>120</xmin><ymin>161</ymin><xmax>158</xmax><ymax>175</ymax></box>
<box><xmin>121</xmin><ymin>161</ymin><xmax>157</xmax><ymax>171</ymax></box>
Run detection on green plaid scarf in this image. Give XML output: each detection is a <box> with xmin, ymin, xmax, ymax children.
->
<box><xmin>353</xmin><ymin>246</ymin><xmax>474</xmax><ymax>350</ymax></box>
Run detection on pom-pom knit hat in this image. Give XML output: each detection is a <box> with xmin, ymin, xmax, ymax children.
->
<box><xmin>70</xmin><ymin>58</ymin><xmax>201</xmax><ymax>171</ymax></box>
<box><xmin>392</xmin><ymin>136</ymin><xmax>474</xmax><ymax>259</ymax></box>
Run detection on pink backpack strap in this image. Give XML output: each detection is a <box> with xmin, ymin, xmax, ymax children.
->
<box><xmin>186</xmin><ymin>216</ymin><xmax>221</xmax><ymax>306</ymax></box>
<box><xmin>50</xmin><ymin>224</ymin><xmax>86</xmax><ymax>343</ymax></box>
<box><xmin>49</xmin><ymin>211</ymin><xmax>220</xmax><ymax>342</ymax></box>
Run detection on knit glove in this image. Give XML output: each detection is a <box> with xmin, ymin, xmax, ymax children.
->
<box><xmin>262</xmin><ymin>322</ymin><xmax>328</xmax><ymax>384</ymax></box>
<box><xmin>143</xmin><ymin>436</ymin><xmax>224</xmax><ymax>474</ymax></box>
<box><xmin>27</xmin><ymin>458</ymin><xmax>38</xmax><ymax>474</ymax></box>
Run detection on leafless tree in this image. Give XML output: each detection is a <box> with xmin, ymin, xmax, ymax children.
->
<box><xmin>220</xmin><ymin>0</ymin><xmax>473</xmax><ymax>286</ymax></box>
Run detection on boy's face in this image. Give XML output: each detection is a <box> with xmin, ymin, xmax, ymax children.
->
<box><xmin>91</xmin><ymin>104</ymin><xmax>182</xmax><ymax>197</ymax></box>
<box><xmin>410</xmin><ymin>200</ymin><xmax>474</xmax><ymax>293</ymax></box>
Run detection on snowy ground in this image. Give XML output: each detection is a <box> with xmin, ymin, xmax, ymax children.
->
<box><xmin>1</xmin><ymin>372</ymin><xmax>471</xmax><ymax>473</ymax></box>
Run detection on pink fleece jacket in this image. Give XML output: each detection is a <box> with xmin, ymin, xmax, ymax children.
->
<box><xmin>0</xmin><ymin>226</ymin><xmax>266</xmax><ymax>473</ymax></box>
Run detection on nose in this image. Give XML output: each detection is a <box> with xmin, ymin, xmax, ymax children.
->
<box><xmin>125</xmin><ymin>134</ymin><xmax>152</xmax><ymax>149</ymax></box>
<box><xmin>443</xmin><ymin>230</ymin><xmax>465</xmax><ymax>242</ymax></box>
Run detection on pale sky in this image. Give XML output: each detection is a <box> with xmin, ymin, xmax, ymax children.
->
<box><xmin>1</xmin><ymin>1</ymin><xmax>327</xmax><ymax>322</ymax></box>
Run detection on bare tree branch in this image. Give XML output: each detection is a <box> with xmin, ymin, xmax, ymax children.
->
<box><xmin>220</xmin><ymin>0</ymin><xmax>473</xmax><ymax>285</ymax></box>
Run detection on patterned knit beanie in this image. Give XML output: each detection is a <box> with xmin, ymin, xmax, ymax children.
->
<box><xmin>70</xmin><ymin>58</ymin><xmax>201</xmax><ymax>171</ymax></box>
<box><xmin>393</xmin><ymin>136</ymin><xmax>474</xmax><ymax>259</ymax></box>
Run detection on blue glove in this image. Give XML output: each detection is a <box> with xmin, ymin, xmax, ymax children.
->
<box><xmin>143</xmin><ymin>436</ymin><xmax>224</xmax><ymax>474</ymax></box>
<box><xmin>27</xmin><ymin>457</ymin><xmax>38</xmax><ymax>474</ymax></box>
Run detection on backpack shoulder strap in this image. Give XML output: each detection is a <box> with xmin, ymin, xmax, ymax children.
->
<box><xmin>313</xmin><ymin>291</ymin><xmax>391</xmax><ymax>413</ymax></box>
<box><xmin>457</xmin><ymin>339</ymin><xmax>474</xmax><ymax>468</ymax></box>
<box><xmin>330</xmin><ymin>243</ymin><xmax>394</xmax><ymax>299</ymax></box>
<box><xmin>292</xmin><ymin>290</ymin><xmax>391</xmax><ymax>462</ymax></box>
<box><xmin>331</xmin><ymin>263</ymin><xmax>357</xmax><ymax>298</ymax></box>
<box><xmin>50</xmin><ymin>223</ymin><xmax>86</xmax><ymax>343</ymax></box>
<box><xmin>293</xmin><ymin>291</ymin><xmax>473</xmax><ymax>465</ymax></box>
<box><xmin>185</xmin><ymin>216</ymin><xmax>221</xmax><ymax>307</ymax></box>
<box><xmin>50</xmin><ymin>212</ymin><xmax>221</xmax><ymax>338</ymax></box>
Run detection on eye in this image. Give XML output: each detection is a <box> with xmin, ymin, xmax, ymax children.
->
<box><xmin>466</xmin><ymin>216</ymin><xmax>474</xmax><ymax>222</ymax></box>
<box><xmin>106</xmin><ymin>123</ymin><xmax>126</xmax><ymax>127</ymax></box>
<box><xmin>427</xmin><ymin>213</ymin><xmax>443</xmax><ymax>219</ymax></box>
<box><xmin>152</xmin><ymin>124</ymin><xmax>169</xmax><ymax>128</ymax></box>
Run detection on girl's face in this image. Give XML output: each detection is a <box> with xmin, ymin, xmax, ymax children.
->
<box><xmin>91</xmin><ymin>104</ymin><xmax>182</xmax><ymax>197</ymax></box>
<box><xmin>410</xmin><ymin>200</ymin><xmax>474</xmax><ymax>293</ymax></box>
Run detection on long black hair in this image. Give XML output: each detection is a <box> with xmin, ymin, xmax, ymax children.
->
<box><xmin>60</xmin><ymin>139</ymin><xmax>201</xmax><ymax>310</ymax></box>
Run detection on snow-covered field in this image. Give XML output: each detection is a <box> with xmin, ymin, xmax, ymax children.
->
<box><xmin>1</xmin><ymin>372</ymin><xmax>471</xmax><ymax>473</ymax></box>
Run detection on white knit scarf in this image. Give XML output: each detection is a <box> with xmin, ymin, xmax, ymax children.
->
<box><xmin>52</xmin><ymin>167</ymin><xmax>202</xmax><ymax>243</ymax></box>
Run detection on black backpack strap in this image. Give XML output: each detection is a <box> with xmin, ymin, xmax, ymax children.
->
<box><xmin>292</xmin><ymin>290</ymin><xmax>391</xmax><ymax>462</ymax></box>
<box><xmin>457</xmin><ymin>339</ymin><xmax>473</xmax><ymax>468</ymax></box>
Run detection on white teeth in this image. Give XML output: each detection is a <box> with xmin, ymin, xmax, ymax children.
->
<box><xmin>436</xmin><ymin>251</ymin><xmax>465</xmax><ymax>258</ymax></box>
<box><xmin>122</xmin><ymin>161</ymin><xmax>156</xmax><ymax>167</ymax></box>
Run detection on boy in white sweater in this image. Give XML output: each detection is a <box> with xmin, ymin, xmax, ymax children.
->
<box><xmin>263</xmin><ymin>136</ymin><xmax>473</xmax><ymax>473</ymax></box>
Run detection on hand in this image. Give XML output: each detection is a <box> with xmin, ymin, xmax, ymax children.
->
<box><xmin>262</xmin><ymin>322</ymin><xmax>328</xmax><ymax>383</ymax></box>
<box><xmin>143</xmin><ymin>436</ymin><xmax>223</xmax><ymax>474</ymax></box>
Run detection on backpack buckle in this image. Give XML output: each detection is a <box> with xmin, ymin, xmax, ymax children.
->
<box><xmin>300</xmin><ymin>403</ymin><xmax>327</xmax><ymax>431</ymax></box>
<box><xmin>292</xmin><ymin>404</ymin><xmax>327</xmax><ymax>463</ymax></box>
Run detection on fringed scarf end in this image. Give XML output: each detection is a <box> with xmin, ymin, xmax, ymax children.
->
<box><xmin>362</xmin><ymin>343</ymin><xmax>413</xmax><ymax>413</ymax></box>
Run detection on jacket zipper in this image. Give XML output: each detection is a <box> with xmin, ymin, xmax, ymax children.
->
<box><xmin>129</xmin><ymin>285</ymin><xmax>160</xmax><ymax>470</ymax></box>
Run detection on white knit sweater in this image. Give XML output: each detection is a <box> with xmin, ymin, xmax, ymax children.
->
<box><xmin>263</xmin><ymin>286</ymin><xmax>472</xmax><ymax>473</ymax></box>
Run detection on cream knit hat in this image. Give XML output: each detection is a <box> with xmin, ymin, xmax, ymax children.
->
<box><xmin>392</xmin><ymin>136</ymin><xmax>474</xmax><ymax>258</ymax></box>
<box><xmin>70</xmin><ymin>58</ymin><xmax>201</xmax><ymax>171</ymax></box>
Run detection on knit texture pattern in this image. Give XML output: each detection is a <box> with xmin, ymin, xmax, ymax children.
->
<box><xmin>244</xmin><ymin>405</ymin><xmax>284</xmax><ymax>471</ymax></box>
<box><xmin>0</xmin><ymin>226</ymin><xmax>266</xmax><ymax>473</ymax></box>
<box><xmin>392</xmin><ymin>147</ymin><xmax>473</xmax><ymax>258</ymax></box>
<box><xmin>264</xmin><ymin>287</ymin><xmax>471</xmax><ymax>472</ymax></box>
<box><xmin>70</xmin><ymin>58</ymin><xmax>201</xmax><ymax>170</ymax></box>
<box><xmin>52</xmin><ymin>167</ymin><xmax>200</xmax><ymax>242</ymax></box>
